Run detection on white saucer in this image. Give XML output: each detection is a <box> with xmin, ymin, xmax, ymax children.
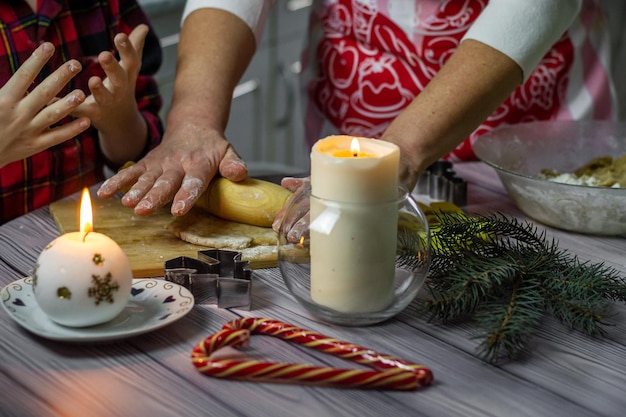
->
<box><xmin>1</xmin><ymin>277</ymin><xmax>194</xmax><ymax>342</ymax></box>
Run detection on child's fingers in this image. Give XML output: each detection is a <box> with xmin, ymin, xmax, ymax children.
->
<box><xmin>46</xmin><ymin>97</ymin><xmax>61</xmax><ymax>106</ymax></box>
<box><xmin>87</xmin><ymin>75</ymin><xmax>114</xmax><ymax>106</ymax></box>
<box><xmin>23</xmin><ymin>59</ymin><xmax>82</xmax><ymax>111</ymax></box>
<box><xmin>126</xmin><ymin>24</ymin><xmax>148</xmax><ymax>57</ymax></box>
<box><xmin>97</xmin><ymin>51</ymin><xmax>126</xmax><ymax>92</ymax></box>
<box><xmin>2</xmin><ymin>43</ymin><xmax>55</xmax><ymax>102</ymax></box>
<box><xmin>116</xmin><ymin>25</ymin><xmax>147</xmax><ymax>74</ymax></box>
<box><xmin>34</xmin><ymin>117</ymin><xmax>91</xmax><ymax>151</ymax></box>
<box><xmin>31</xmin><ymin>89</ymin><xmax>87</xmax><ymax>129</ymax></box>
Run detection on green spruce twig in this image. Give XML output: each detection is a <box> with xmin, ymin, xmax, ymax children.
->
<box><xmin>422</xmin><ymin>212</ymin><xmax>626</xmax><ymax>363</ymax></box>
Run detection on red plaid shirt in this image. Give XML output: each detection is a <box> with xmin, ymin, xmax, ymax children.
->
<box><xmin>0</xmin><ymin>0</ymin><xmax>163</xmax><ymax>224</ymax></box>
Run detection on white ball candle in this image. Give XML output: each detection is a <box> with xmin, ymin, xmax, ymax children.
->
<box><xmin>310</xmin><ymin>135</ymin><xmax>400</xmax><ymax>313</ymax></box>
<box><xmin>33</xmin><ymin>189</ymin><xmax>132</xmax><ymax>327</ymax></box>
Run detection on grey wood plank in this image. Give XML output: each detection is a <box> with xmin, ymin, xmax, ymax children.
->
<box><xmin>0</xmin><ymin>206</ymin><xmax>58</xmax><ymax>282</ymax></box>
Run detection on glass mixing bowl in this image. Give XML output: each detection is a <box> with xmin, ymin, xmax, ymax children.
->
<box><xmin>473</xmin><ymin>120</ymin><xmax>626</xmax><ymax>235</ymax></box>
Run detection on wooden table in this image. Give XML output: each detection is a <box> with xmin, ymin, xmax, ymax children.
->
<box><xmin>1</xmin><ymin>161</ymin><xmax>625</xmax><ymax>417</ymax></box>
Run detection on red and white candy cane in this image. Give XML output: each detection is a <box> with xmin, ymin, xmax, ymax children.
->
<box><xmin>191</xmin><ymin>317</ymin><xmax>433</xmax><ymax>390</ymax></box>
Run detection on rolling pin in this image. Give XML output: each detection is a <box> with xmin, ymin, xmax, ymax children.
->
<box><xmin>117</xmin><ymin>162</ymin><xmax>292</xmax><ymax>227</ymax></box>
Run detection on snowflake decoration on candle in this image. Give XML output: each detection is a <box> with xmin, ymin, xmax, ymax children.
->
<box><xmin>92</xmin><ymin>253</ymin><xmax>105</xmax><ymax>266</ymax></box>
<box><xmin>87</xmin><ymin>273</ymin><xmax>120</xmax><ymax>305</ymax></box>
<box><xmin>57</xmin><ymin>287</ymin><xmax>72</xmax><ymax>300</ymax></box>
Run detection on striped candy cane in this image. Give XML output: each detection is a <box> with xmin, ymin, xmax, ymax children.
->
<box><xmin>191</xmin><ymin>317</ymin><xmax>433</xmax><ymax>390</ymax></box>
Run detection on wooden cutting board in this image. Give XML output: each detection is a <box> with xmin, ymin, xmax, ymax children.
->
<box><xmin>49</xmin><ymin>198</ymin><xmax>278</xmax><ymax>278</ymax></box>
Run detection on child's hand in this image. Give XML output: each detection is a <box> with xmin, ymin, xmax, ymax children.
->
<box><xmin>0</xmin><ymin>42</ymin><xmax>89</xmax><ymax>168</ymax></box>
<box><xmin>72</xmin><ymin>24</ymin><xmax>149</xmax><ymax>142</ymax></box>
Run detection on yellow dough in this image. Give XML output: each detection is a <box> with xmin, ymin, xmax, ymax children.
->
<box><xmin>195</xmin><ymin>177</ymin><xmax>293</xmax><ymax>227</ymax></box>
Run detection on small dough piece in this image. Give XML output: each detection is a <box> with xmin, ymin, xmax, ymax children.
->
<box><xmin>177</xmin><ymin>232</ymin><xmax>252</xmax><ymax>250</ymax></box>
<box><xmin>240</xmin><ymin>245</ymin><xmax>277</xmax><ymax>265</ymax></box>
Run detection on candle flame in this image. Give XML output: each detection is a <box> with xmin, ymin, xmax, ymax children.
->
<box><xmin>80</xmin><ymin>188</ymin><xmax>93</xmax><ymax>235</ymax></box>
<box><xmin>350</xmin><ymin>138</ymin><xmax>360</xmax><ymax>157</ymax></box>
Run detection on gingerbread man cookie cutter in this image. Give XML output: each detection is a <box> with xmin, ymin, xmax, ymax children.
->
<box><xmin>164</xmin><ymin>249</ymin><xmax>252</xmax><ymax>309</ymax></box>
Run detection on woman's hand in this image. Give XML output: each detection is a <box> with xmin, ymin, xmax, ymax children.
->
<box><xmin>272</xmin><ymin>177</ymin><xmax>310</xmax><ymax>243</ymax></box>
<box><xmin>0</xmin><ymin>42</ymin><xmax>88</xmax><ymax>168</ymax></box>
<box><xmin>97</xmin><ymin>121</ymin><xmax>248</xmax><ymax>216</ymax></box>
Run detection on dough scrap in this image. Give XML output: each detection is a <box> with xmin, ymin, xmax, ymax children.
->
<box><xmin>240</xmin><ymin>245</ymin><xmax>277</xmax><ymax>263</ymax></box>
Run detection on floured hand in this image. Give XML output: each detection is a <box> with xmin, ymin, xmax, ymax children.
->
<box><xmin>97</xmin><ymin>121</ymin><xmax>248</xmax><ymax>216</ymax></box>
<box><xmin>272</xmin><ymin>177</ymin><xmax>311</xmax><ymax>243</ymax></box>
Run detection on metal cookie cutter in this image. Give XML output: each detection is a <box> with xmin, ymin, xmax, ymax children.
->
<box><xmin>415</xmin><ymin>160</ymin><xmax>467</xmax><ymax>206</ymax></box>
<box><xmin>164</xmin><ymin>249</ymin><xmax>252</xmax><ymax>309</ymax></box>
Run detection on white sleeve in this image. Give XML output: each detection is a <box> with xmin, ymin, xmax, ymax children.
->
<box><xmin>462</xmin><ymin>0</ymin><xmax>582</xmax><ymax>81</ymax></box>
<box><xmin>182</xmin><ymin>0</ymin><xmax>275</xmax><ymax>45</ymax></box>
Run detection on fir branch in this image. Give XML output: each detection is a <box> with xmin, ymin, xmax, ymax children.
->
<box><xmin>426</xmin><ymin>255</ymin><xmax>521</xmax><ymax>320</ymax></box>
<box><xmin>420</xmin><ymin>212</ymin><xmax>626</xmax><ymax>363</ymax></box>
<box><xmin>473</xmin><ymin>275</ymin><xmax>544</xmax><ymax>362</ymax></box>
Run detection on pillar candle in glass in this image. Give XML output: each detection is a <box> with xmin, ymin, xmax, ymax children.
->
<box><xmin>33</xmin><ymin>188</ymin><xmax>133</xmax><ymax>327</ymax></box>
<box><xmin>309</xmin><ymin>135</ymin><xmax>400</xmax><ymax>313</ymax></box>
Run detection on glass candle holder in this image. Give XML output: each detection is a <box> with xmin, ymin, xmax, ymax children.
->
<box><xmin>277</xmin><ymin>183</ymin><xmax>431</xmax><ymax>326</ymax></box>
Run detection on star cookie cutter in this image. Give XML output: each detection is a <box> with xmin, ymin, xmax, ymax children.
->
<box><xmin>164</xmin><ymin>249</ymin><xmax>252</xmax><ymax>309</ymax></box>
<box><xmin>414</xmin><ymin>160</ymin><xmax>467</xmax><ymax>206</ymax></box>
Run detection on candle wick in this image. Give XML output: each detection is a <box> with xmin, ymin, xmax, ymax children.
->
<box><xmin>353</xmin><ymin>152</ymin><xmax>358</xmax><ymax>158</ymax></box>
<box><xmin>82</xmin><ymin>231</ymin><xmax>90</xmax><ymax>242</ymax></box>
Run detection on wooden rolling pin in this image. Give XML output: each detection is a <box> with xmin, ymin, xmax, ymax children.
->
<box><xmin>118</xmin><ymin>162</ymin><xmax>292</xmax><ymax>227</ymax></box>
